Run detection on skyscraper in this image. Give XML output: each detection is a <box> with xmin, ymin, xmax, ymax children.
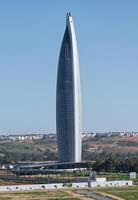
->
<box><xmin>56</xmin><ymin>12</ymin><xmax>82</xmax><ymax>162</ymax></box>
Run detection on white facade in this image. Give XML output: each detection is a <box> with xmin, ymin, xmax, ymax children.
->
<box><xmin>67</xmin><ymin>13</ymin><xmax>82</xmax><ymax>162</ymax></box>
<box><xmin>0</xmin><ymin>180</ymin><xmax>133</xmax><ymax>192</ymax></box>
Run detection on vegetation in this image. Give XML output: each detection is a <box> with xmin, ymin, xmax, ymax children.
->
<box><xmin>0</xmin><ymin>136</ymin><xmax>138</xmax><ymax>175</ymax></box>
<box><xmin>92</xmin><ymin>186</ymin><xmax>138</xmax><ymax>200</ymax></box>
<box><xmin>0</xmin><ymin>139</ymin><xmax>58</xmax><ymax>164</ymax></box>
<box><xmin>92</xmin><ymin>156</ymin><xmax>138</xmax><ymax>173</ymax></box>
<box><xmin>0</xmin><ymin>190</ymin><xmax>82</xmax><ymax>200</ymax></box>
<box><xmin>0</xmin><ymin>187</ymin><xmax>138</xmax><ymax>200</ymax></box>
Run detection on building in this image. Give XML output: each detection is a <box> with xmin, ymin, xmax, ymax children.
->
<box><xmin>56</xmin><ymin>12</ymin><xmax>82</xmax><ymax>162</ymax></box>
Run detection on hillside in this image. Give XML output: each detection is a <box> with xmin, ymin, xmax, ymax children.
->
<box><xmin>0</xmin><ymin>136</ymin><xmax>138</xmax><ymax>164</ymax></box>
<box><xmin>85</xmin><ymin>136</ymin><xmax>138</xmax><ymax>154</ymax></box>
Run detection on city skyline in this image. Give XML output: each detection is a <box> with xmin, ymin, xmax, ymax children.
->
<box><xmin>0</xmin><ymin>1</ymin><xmax>138</xmax><ymax>133</ymax></box>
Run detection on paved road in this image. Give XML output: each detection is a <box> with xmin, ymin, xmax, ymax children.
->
<box><xmin>77</xmin><ymin>190</ymin><xmax>113</xmax><ymax>200</ymax></box>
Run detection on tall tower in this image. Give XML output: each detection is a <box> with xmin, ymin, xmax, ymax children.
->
<box><xmin>56</xmin><ymin>12</ymin><xmax>82</xmax><ymax>162</ymax></box>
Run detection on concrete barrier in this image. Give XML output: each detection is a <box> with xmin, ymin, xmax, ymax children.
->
<box><xmin>0</xmin><ymin>180</ymin><xmax>133</xmax><ymax>192</ymax></box>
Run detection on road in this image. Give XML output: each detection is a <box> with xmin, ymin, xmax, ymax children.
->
<box><xmin>77</xmin><ymin>190</ymin><xmax>114</xmax><ymax>200</ymax></box>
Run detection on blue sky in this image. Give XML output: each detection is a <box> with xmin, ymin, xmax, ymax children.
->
<box><xmin>0</xmin><ymin>0</ymin><xmax>138</xmax><ymax>134</ymax></box>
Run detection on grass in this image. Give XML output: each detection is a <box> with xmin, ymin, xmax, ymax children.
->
<box><xmin>92</xmin><ymin>186</ymin><xmax>138</xmax><ymax>200</ymax></box>
<box><xmin>0</xmin><ymin>187</ymin><xmax>138</xmax><ymax>200</ymax></box>
<box><xmin>98</xmin><ymin>172</ymin><xmax>130</xmax><ymax>180</ymax></box>
<box><xmin>0</xmin><ymin>190</ymin><xmax>82</xmax><ymax>200</ymax></box>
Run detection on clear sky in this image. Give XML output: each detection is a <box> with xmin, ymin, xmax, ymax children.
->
<box><xmin>0</xmin><ymin>0</ymin><xmax>138</xmax><ymax>134</ymax></box>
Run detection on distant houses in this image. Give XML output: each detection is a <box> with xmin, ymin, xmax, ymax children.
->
<box><xmin>82</xmin><ymin>131</ymin><xmax>138</xmax><ymax>138</ymax></box>
<box><xmin>0</xmin><ymin>131</ymin><xmax>138</xmax><ymax>142</ymax></box>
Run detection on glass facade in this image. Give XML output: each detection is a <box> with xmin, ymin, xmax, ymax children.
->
<box><xmin>56</xmin><ymin>13</ymin><xmax>81</xmax><ymax>162</ymax></box>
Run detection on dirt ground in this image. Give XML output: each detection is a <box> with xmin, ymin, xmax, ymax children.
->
<box><xmin>0</xmin><ymin>189</ymin><xmax>93</xmax><ymax>200</ymax></box>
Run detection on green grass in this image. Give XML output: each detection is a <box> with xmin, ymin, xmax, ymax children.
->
<box><xmin>98</xmin><ymin>172</ymin><xmax>130</xmax><ymax>180</ymax></box>
<box><xmin>97</xmin><ymin>172</ymin><xmax>138</xmax><ymax>182</ymax></box>
<box><xmin>93</xmin><ymin>186</ymin><xmax>138</xmax><ymax>200</ymax></box>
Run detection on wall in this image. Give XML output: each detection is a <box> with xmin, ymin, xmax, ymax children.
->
<box><xmin>0</xmin><ymin>180</ymin><xmax>133</xmax><ymax>192</ymax></box>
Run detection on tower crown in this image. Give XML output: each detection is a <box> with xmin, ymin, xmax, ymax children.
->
<box><xmin>66</xmin><ymin>12</ymin><xmax>73</xmax><ymax>26</ymax></box>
